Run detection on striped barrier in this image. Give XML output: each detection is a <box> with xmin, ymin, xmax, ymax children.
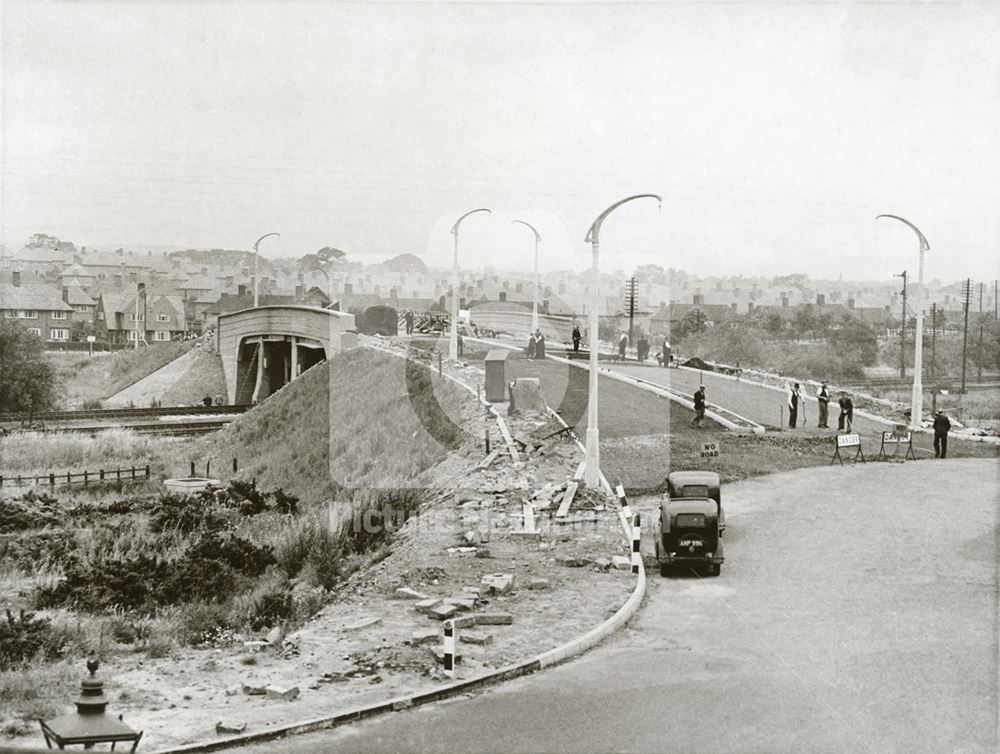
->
<box><xmin>442</xmin><ymin>621</ymin><xmax>457</xmax><ymax>678</ymax></box>
<box><xmin>631</xmin><ymin>513</ymin><xmax>642</xmax><ymax>575</ymax></box>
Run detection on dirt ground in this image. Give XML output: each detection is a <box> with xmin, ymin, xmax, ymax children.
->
<box><xmin>75</xmin><ymin>358</ymin><xmax>635</xmax><ymax>751</ymax></box>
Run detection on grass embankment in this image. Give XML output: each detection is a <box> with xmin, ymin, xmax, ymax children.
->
<box><xmin>189</xmin><ymin>347</ymin><xmax>478</xmax><ymax>506</ymax></box>
<box><xmin>159</xmin><ymin>350</ymin><xmax>226</xmax><ymax>407</ymax></box>
<box><xmin>51</xmin><ymin>341</ymin><xmax>195</xmax><ymax>408</ymax></box>
<box><xmin>0</xmin><ymin>429</ymin><xmax>162</xmax><ymax>477</ymax></box>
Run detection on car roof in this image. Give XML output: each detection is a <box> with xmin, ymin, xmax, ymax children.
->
<box><xmin>667</xmin><ymin>470</ymin><xmax>720</xmax><ymax>487</ymax></box>
<box><xmin>661</xmin><ymin>499</ymin><xmax>717</xmax><ymax>515</ymax></box>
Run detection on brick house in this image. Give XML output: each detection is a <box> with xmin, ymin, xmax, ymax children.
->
<box><xmin>96</xmin><ymin>291</ymin><xmax>186</xmax><ymax>344</ymax></box>
<box><xmin>0</xmin><ymin>279</ymin><xmax>75</xmax><ymax>342</ymax></box>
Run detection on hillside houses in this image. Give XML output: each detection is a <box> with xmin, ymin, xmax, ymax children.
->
<box><xmin>0</xmin><ymin>280</ymin><xmax>75</xmax><ymax>342</ymax></box>
<box><xmin>96</xmin><ymin>291</ymin><xmax>187</xmax><ymax>345</ymax></box>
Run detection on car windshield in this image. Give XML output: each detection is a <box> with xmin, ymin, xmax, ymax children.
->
<box><xmin>675</xmin><ymin>513</ymin><xmax>706</xmax><ymax>528</ymax></box>
<box><xmin>681</xmin><ymin>485</ymin><xmax>709</xmax><ymax>498</ymax></box>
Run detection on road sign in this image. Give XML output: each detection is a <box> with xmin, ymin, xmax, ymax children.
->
<box><xmin>86</xmin><ymin>335</ymin><xmax>96</xmax><ymax>343</ymax></box>
<box><xmin>701</xmin><ymin>441</ymin><xmax>720</xmax><ymax>458</ymax></box>
<box><xmin>836</xmin><ymin>434</ymin><xmax>860</xmax><ymax>447</ymax></box>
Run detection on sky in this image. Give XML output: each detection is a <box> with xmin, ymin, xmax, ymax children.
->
<box><xmin>2</xmin><ymin>1</ymin><xmax>999</xmax><ymax>283</ymax></box>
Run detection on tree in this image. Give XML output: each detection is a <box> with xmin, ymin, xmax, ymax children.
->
<box><xmin>676</xmin><ymin>309</ymin><xmax>708</xmax><ymax>340</ymax></box>
<box><xmin>792</xmin><ymin>305</ymin><xmax>817</xmax><ymax>338</ymax></box>
<box><xmin>830</xmin><ymin>318</ymin><xmax>878</xmax><ymax>366</ymax></box>
<box><xmin>764</xmin><ymin>313</ymin><xmax>785</xmax><ymax>337</ymax></box>
<box><xmin>0</xmin><ymin>320</ymin><xmax>57</xmax><ymax>413</ymax></box>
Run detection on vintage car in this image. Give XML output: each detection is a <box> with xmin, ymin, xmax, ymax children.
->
<box><xmin>655</xmin><ymin>471</ymin><xmax>725</xmax><ymax>576</ymax></box>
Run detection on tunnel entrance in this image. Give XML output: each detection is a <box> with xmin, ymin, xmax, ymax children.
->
<box><xmin>234</xmin><ymin>336</ymin><xmax>327</xmax><ymax>405</ymax></box>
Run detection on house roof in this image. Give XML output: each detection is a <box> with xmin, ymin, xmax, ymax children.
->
<box><xmin>63</xmin><ymin>284</ymin><xmax>96</xmax><ymax>306</ymax></box>
<box><xmin>0</xmin><ymin>284</ymin><xmax>73</xmax><ymax>311</ymax></box>
<box><xmin>11</xmin><ymin>247</ymin><xmax>68</xmax><ymax>263</ymax></box>
<box><xmin>206</xmin><ymin>293</ymin><xmax>296</xmax><ymax>316</ymax></box>
<box><xmin>99</xmin><ymin>292</ymin><xmax>186</xmax><ymax>329</ymax></box>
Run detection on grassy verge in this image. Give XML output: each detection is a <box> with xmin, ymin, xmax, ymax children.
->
<box><xmin>159</xmin><ymin>351</ymin><xmax>226</xmax><ymax>407</ymax></box>
<box><xmin>51</xmin><ymin>341</ymin><xmax>195</xmax><ymax>408</ymax></box>
<box><xmin>0</xmin><ymin>429</ymin><xmax>164</xmax><ymax>477</ymax></box>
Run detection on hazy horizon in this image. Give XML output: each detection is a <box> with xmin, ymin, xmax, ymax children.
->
<box><xmin>3</xmin><ymin>1</ymin><xmax>998</xmax><ymax>283</ymax></box>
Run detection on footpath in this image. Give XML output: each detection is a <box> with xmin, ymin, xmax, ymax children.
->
<box><xmin>104</xmin><ymin>350</ymin><xmax>200</xmax><ymax>408</ymax></box>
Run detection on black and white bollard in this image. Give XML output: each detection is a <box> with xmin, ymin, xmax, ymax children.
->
<box><xmin>631</xmin><ymin>513</ymin><xmax>642</xmax><ymax>574</ymax></box>
<box><xmin>615</xmin><ymin>481</ymin><xmax>632</xmax><ymax>521</ymax></box>
<box><xmin>443</xmin><ymin>620</ymin><xmax>457</xmax><ymax>678</ymax></box>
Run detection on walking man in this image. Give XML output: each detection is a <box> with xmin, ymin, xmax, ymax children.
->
<box><xmin>571</xmin><ymin>325</ymin><xmax>581</xmax><ymax>353</ymax></box>
<box><xmin>534</xmin><ymin>329</ymin><xmax>546</xmax><ymax>359</ymax></box>
<box><xmin>817</xmin><ymin>382</ymin><xmax>830</xmax><ymax>428</ymax></box>
<box><xmin>691</xmin><ymin>385</ymin><xmax>706</xmax><ymax>428</ymax></box>
<box><xmin>618</xmin><ymin>332</ymin><xmax>628</xmax><ymax>361</ymax></box>
<box><xmin>526</xmin><ymin>332</ymin><xmax>537</xmax><ymax>359</ymax></box>
<box><xmin>933</xmin><ymin>411</ymin><xmax>951</xmax><ymax>458</ymax></box>
<box><xmin>787</xmin><ymin>382</ymin><xmax>801</xmax><ymax>428</ymax></box>
<box><xmin>661</xmin><ymin>338</ymin><xmax>671</xmax><ymax>368</ymax></box>
<box><xmin>404</xmin><ymin>310</ymin><xmax>414</xmax><ymax>335</ymax></box>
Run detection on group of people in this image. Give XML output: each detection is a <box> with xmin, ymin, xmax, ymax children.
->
<box><xmin>525</xmin><ymin>329</ymin><xmax>546</xmax><ymax>359</ymax></box>
<box><xmin>785</xmin><ymin>382</ymin><xmax>854</xmax><ymax>430</ymax></box>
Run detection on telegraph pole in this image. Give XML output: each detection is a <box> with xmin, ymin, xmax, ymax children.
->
<box><xmin>960</xmin><ymin>278</ymin><xmax>971</xmax><ymax>394</ymax></box>
<box><xmin>625</xmin><ymin>276</ymin><xmax>638</xmax><ymax>344</ymax></box>
<box><xmin>977</xmin><ymin>282</ymin><xmax>984</xmax><ymax>380</ymax></box>
<box><xmin>895</xmin><ymin>270</ymin><xmax>908</xmax><ymax>378</ymax></box>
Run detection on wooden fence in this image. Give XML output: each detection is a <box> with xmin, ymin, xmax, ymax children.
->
<box><xmin>0</xmin><ymin>465</ymin><xmax>151</xmax><ymax>488</ymax></box>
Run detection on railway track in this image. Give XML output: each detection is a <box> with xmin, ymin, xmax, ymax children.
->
<box><xmin>0</xmin><ymin>406</ymin><xmax>248</xmax><ymax>436</ymax></box>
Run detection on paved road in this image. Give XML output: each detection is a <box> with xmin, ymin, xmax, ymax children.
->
<box><xmin>240</xmin><ymin>459</ymin><xmax>999</xmax><ymax>754</ymax></box>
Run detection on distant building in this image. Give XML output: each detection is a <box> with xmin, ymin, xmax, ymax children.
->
<box><xmin>96</xmin><ymin>291</ymin><xmax>186</xmax><ymax>344</ymax></box>
<box><xmin>0</xmin><ymin>281</ymin><xmax>75</xmax><ymax>342</ymax></box>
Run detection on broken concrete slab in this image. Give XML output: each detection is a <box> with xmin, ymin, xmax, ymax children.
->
<box><xmin>451</xmin><ymin>615</ymin><xmax>477</xmax><ymax>629</ymax></box>
<box><xmin>592</xmin><ymin>557</ymin><xmax>612</xmax><ymax>571</ymax></box>
<box><xmin>394</xmin><ymin>587</ymin><xmax>429</xmax><ymax>601</ymax></box>
<box><xmin>510</xmin><ymin>530</ymin><xmax>542</xmax><ymax>541</ymax></box>
<box><xmin>527</xmin><ymin>578</ymin><xmax>552</xmax><ymax>591</ymax></box>
<box><xmin>428</xmin><ymin>603</ymin><xmax>460</xmax><ymax>621</ymax></box>
<box><xmin>444</xmin><ymin>596</ymin><xmax>477</xmax><ymax>611</ymax></box>
<box><xmin>460</xmin><ymin>631</ymin><xmax>494</xmax><ymax>646</ymax></box>
<box><xmin>414</xmin><ymin>599</ymin><xmax>442</xmax><ymax>614</ymax></box>
<box><xmin>473</xmin><ymin>612</ymin><xmax>514</xmax><ymax>625</ymax></box>
<box><xmin>265</xmin><ymin>685</ymin><xmax>300</xmax><ymax>702</ymax></box>
<box><xmin>480</xmin><ymin>573</ymin><xmax>515</xmax><ymax>595</ymax></box>
<box><xmin>612</xmin><ymin>555</ymin><xmax>632</xmax><ymax>571</ymax></box>
<box><xmin>215</xmin><ymin>721</ymin><xmax>247</xmax><ymax>735</ymax></box>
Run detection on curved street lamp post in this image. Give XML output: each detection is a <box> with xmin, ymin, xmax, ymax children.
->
<box><xmin>512</xmin><ymin>219</ymin><xmax>542</xmax><ymax>333</ymax></box>
<box><xmin>583</xmin><ymin>194</ymin><xmax>662</xmax><ymax>487</ymax></box>
<box><xmin>253</xmin><ymin>232</ymin><xmax>280</xmax><ymax>308</ymax></box>
<box><xmin>876</xmin><ymin>214</ymin><xmax>929</xmax><ymax>429</ymax></box>
<box><xmin>449</xmin><ymin>209</ymin><xmax>491</xmax><ymax>361</ymax></box>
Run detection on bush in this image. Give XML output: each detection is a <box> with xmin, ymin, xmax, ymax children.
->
<box><xmin>176</xmin><ymin>602</ymin><xmax>234</xmax><ymax>647</ymax></box>
<box><xmin>148</xmin><ymin>494</ymin><xmax>233</xmax><ymax>534</ymax></box>
<box><xmin>0</xmin><ymin>609</ymin><xmax>65</xmax><ymax>670</ymax></box>
<box><xmin>0</xmin><ymin>493</ymin><xmax>61</xmax><ymax>533</ymax></box>
<box><xmin>0</xmin><ymin>320</ymin><xmax>57</xmax><ymax>413</ymax></box>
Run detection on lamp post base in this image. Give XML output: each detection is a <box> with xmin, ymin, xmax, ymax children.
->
<box><xmin>583</xmin><ymin>427</ymin><xmax>601</xmax><ymax>487</ymax></box>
